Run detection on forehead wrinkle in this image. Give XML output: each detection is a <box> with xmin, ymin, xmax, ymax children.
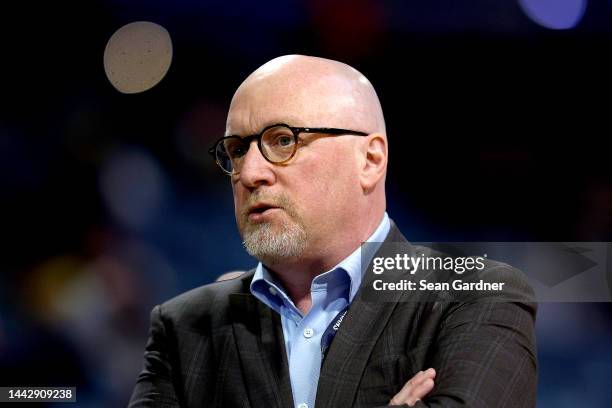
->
<box><xmin>225</xmin><ymin>115</ymin><xmax>310</xmax><ymax>137</ymax></box>
<box><xmin>247</xmin><ymin>75</ymin><xmax>358</xmax><ymax>123</ymax></box>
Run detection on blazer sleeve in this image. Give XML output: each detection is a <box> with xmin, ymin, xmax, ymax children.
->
<box><xmin>128</xmin><ymin>305</ymin><xmax>181</xmax><ymax>408</ymax></box>
<box><xmin>413</xmin><ymin>298</ymin><xmax>537</xmax><ymax>408</ymax></box>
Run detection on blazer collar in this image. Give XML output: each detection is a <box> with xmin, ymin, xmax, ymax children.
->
<box><xmin>315</xmin><ymin>221</ymin><xmax>417</xmax><ymax>407</ymax></box>
<box><xmin>229</xmin><ymin>278</ymin><xmax>293</xmax><ymax>408</ymax></box>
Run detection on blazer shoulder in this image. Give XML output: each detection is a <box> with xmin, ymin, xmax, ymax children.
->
<box><xmin>478</xmin><ymin>257</ymin><xmax>536</xmax><ymax>303</ymax></box>
<box><xmin>409</xmin><ymin>244</ymin><xmax>536</xmax><ymax>306</ymax></box>
<box><xmin>158</xmin><ymin>269</ymin><xmax>255</xmax><ymax>324</ymax></box>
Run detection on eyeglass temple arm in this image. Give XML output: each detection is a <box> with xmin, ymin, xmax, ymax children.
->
<box><xmin>294</xmin><ymin>127</ymin><xmax>369</xmax><ymax>136</ymax></box>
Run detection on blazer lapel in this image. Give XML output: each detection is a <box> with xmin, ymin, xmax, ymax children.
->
<box><xmin>315</xmin><ymin>222</ymin><xmax>417</xmax><ymax>408</ymax></box>
<box><xmin>229</xmin><ymin>292</ymin><xmax>293</xmax><ymax>408</ymax></box>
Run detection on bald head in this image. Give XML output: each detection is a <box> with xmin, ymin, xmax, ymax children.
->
<box><xmin>227</xmin><ymin>55</ymin><xmax>386</xmax><ymax>137</ymax></box>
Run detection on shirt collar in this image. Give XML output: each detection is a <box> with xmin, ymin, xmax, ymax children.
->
<box><xmin>250</xmin><ymin>212</ymin><xmax>391</xmax><ymax>313</ymax></box>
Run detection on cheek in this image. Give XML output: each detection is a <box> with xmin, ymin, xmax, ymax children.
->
<box><xmin>232</xmin><ymin>185</ymin><xmax>246</xmax><ymax>223</ymax></box>
<box><xmin>295</xmin><ymin>152</ymin><xmax>357</xmax><ymax>211</ymax></box>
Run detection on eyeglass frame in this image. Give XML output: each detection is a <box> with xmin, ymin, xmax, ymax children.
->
<box><xmin>208</xmin><ymin>123</ymin><xmax>370</xmax><ymax>175</ymax></box>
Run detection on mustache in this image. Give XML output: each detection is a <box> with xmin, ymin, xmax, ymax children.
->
<box><xmin>241</xmin><ymin>192</ymin><xmax>295</xmax><ymax>219</ymax></box>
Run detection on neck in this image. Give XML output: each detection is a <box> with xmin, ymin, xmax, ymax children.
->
<box><xmin>264</xmin><ymin>210</ymin><xmax>385</xmax><ymax>315</ymax></box>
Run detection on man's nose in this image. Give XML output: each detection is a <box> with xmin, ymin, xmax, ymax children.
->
<box><xmin>237</xmin><ymin>140</ymin><xmax>275</xmax><ymax>188</ymax></box>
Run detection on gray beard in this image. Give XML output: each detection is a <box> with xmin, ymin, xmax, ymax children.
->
<box><xmin>242</xmin><ymin>220</ymin><xmax>307</xmax><ymax>264</ymax></box>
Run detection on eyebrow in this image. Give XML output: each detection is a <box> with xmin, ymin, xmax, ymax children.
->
<box><xmin>225</xmin><ymin>116</ymin><xmax>307</xmax><ymax>137</ymax></box>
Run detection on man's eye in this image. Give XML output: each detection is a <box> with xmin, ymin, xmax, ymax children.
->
<box><xmin>227</xmin><ymin>144</ymin><xmax>247</xmax><ymax>157</ymax></box>
<box><xmin>276</xmin><ymin>136</ymin><xmax>293</xmax><ymax>147</ymax></box>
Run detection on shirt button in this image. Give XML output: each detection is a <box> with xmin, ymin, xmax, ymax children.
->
<box><xmin>303</xmin><ymin>328</ymin><xmax>314</xmax><ymax>338</ymax></box>
<box><xmin>268</xmin><ymin>286</ymin><xmax>277</xmax><ymax>296</ymax></box>
<box><xmin>298</xmin><ymin>404</ymin><xmax>309</xmax><ymax>408</ymax></box>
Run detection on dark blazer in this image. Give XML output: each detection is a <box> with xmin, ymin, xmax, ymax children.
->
<box><xmin>129</xmin><ymin>223</ymin><xmax>537</xmax><ymax>408</ymax></box>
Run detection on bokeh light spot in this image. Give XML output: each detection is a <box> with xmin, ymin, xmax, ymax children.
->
<box><xmin>518</xmin><ymin>0</ymin><xmax>587</xmax><ymax>30</ymax></box>
<box><xmin>103</xmin><ymin>21</ymin><xmax>172</xmax><ymax>94</ymax></box>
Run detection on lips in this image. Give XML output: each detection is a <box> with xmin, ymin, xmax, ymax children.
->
<box><xmin>247</xmin><ymin>202</ymin><xmax>281</xmax><ymax>221</ymax></box>
<box><xmin>248</xmin><ymin>202</ymin><xmax>279</xmax><ymax>215</ymax></box>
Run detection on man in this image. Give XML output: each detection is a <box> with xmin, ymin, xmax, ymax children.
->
<box><xmin>129</xmin><ymin>55</ymin><xmax>537</xmax><ymax>407</ymax></box>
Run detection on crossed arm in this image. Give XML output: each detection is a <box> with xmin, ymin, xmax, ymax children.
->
<box><xmin>388</xmin><ymin>299</ymin><xmax>537</xmax><ymax>407</ymax></box>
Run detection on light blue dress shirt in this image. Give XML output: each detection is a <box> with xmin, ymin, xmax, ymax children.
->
<box><xmin>250</xmin><ymin>212</ymin><xmax>391</xmax><ymax>408</ymax></box>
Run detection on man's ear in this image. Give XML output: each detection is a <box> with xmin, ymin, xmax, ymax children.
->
<box><xmin>359</xmin><ymin>133</ymin><xmax>387</xmax><ymax>192</ymax></box>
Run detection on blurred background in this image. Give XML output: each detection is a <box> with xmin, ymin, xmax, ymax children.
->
<box><xmin>1</xmin><ymin>0</ymin><xmax>611</xmax><ymax>406</ymax></box>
